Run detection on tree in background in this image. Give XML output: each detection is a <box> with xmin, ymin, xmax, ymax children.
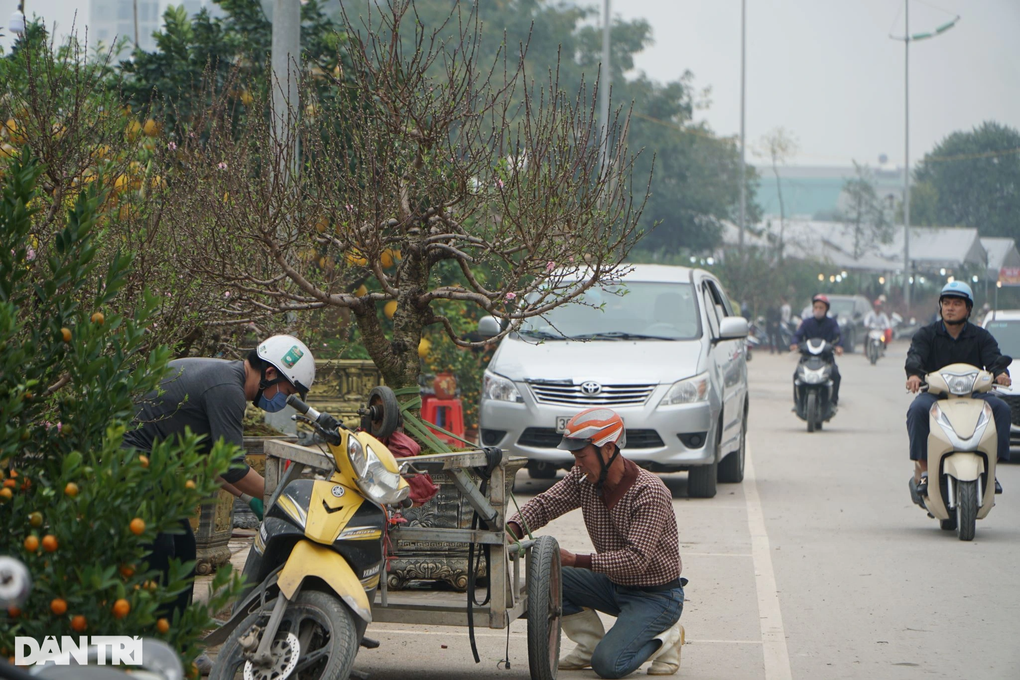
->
<box><xmin>840</xmin><ymin>161</ymin><xmax>893</xmax><ymax>261</ymax></box>
<box><xmin>755</xmin><ymin>127</ymin><xmax>797</xmax><ymax>262</ymax></box>
<box><xmin>911</xmin><ymin>121</ymin><xmax>1020</xmax><ymax>239</ymax></box>
<box><xmin>340</xmin><ymin>0</ymin><xmax>758</xmax><ymax>257</ymax></box>
<box><xmin>155</xmin><ymin>1</ymin><xmax>645</xmax><ymax>390</ymax></box>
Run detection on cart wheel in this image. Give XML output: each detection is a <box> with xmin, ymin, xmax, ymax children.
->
<box><xmin>527</xmin><ymin>535</ymin><xmax>562</xmax><ymax>680</ymax></box>
<box><xmin>364</xmin><ymin>386</ymin><xmax>401</xmax><ymax>439</ymax></box>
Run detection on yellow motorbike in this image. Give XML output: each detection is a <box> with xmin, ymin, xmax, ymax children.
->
<box><xmin>208</xmin><ymin>393</ymin><xmax>410</xmax><ymax>680</ymax></box>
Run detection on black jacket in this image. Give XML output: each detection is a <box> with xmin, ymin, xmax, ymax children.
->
<box><xmin>791</xmin><ymin>315</ymin><xmax>842</xmax><ymax>347</ymax></box>
<box><xmin>904</xmin><ymin>321</ymin><xmax>1012</xmax><ymax>379</ymax></box>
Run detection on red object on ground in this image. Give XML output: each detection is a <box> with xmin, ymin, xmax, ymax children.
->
<box><xmin>420</xmin><ymin>396</ymin><xmax>466</xmax><ymax>446</ymax></box>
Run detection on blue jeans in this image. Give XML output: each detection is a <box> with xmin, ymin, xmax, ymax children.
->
<box><xmin>906</xmin><ymin>392</ymin><xmax>1011</xmax><ymax>462</ymax></box>
<box><xmin>562</xmin><ymin>567</ymin><xmax>684</xmax><ymax>679</ymax></box>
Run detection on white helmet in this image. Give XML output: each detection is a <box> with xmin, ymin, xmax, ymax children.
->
<box><xmin>257</xmin><ymin>335</ymin><xmax>315</xmax><ymax>397</ymax></box>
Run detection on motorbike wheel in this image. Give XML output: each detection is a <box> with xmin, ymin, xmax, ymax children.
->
<box><xmin>805</xmin><ymin>393</ymin><xmax>818</xmax><ymax>433</ymax></box>
<box><xmin>211</xmin><ymin>590</ymin><xmax>358</xmax><ymax>680</ymax></box>
<box><xmin>868</xmin><ymin>342</ymin><xmax>878</xmax><ymax>365</ymax></box>
<box><xmin>956</xmin><ymin>480</ymin><xmax>978</xmax><ymax>542</ymax></box>
<box><xmin>527</xmin><ymin>535</ymin><xmax>562</xmax><ymax>680</ymax></box>
<box><xmin>364</xmin><ymin>386</ymin><xmax>401</xmax><ymax>440</ymax></box>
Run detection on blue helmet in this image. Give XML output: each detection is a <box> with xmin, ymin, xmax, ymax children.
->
<box><xmin>940</xmin><ymin>281</ymin><xmax>974</xmax><ymax>305</ymax></box>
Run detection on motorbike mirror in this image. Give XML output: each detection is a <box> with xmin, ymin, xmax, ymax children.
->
<box><xmin>477</xmin><ymin>316</ymin><xmax>502</xmax><ymax>338</ymax></box>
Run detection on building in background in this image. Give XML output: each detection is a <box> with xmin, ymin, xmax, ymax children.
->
<box><xmin>755</xmin><ymin>165</ymin><xmax>905</xmax><ymax>221</ymax></box>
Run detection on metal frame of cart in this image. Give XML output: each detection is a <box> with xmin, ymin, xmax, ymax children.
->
<box><xmin>263</xmin><ymin>440</ymin><xmax>563</xmax><ymax>680</ymax></box>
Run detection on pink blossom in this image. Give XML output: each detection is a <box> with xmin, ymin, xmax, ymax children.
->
<box><xmin>167</xmin><ymin>142</ymin><xmax>177</xmax><ymax>151</ymax></box>
<box><xmin>545</xmin><ymin>261</ymin><xmax>555</xmax><ymax>273</ymax></box>
<box><xmin>188</xmin><ymin>132</ymin><xmax>196</xmax><ymax>138</ymax></box>
<box><xmin>26</xmin><ymin>248</ymin><xmax>36</xmax><ymax>261</ymax></box>
<box><xmin>496</xmin><ymin>179</ymin><xmax>505</xmax><ymax>189</ymax></box>
<box><xmin>224</xmin><ymin>291</ymin><xmax>231</xmax><ymax>298</ymax></box>
<box><xmin>217</xmin><ymin>162</ymin><xmax>228</xmax><ymax>170</ymax></box>
<box><xmin>56</xmin><ymin>422</ymin><xmax>62</xmax><ymax>433</ymax></box>
<box><xmin>504</xmin><ymin>292</ymin><xmax>517</xmax><ymax>301</ymax></box>
<box><xmin>345</xmin><ymin>204</ymin><xmax>354</xmax><ymax>212</ymax></box>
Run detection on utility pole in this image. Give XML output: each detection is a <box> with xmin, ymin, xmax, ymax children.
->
<box><xmin>903</xmin><ymin>0</ymin><xmax>910</xmax><ymax>309</ymax></box>
<box><xmin>891</xmin><ymin>1</ymin><xmax>959</xmax><ymax>311</ymax></box>
<box><xmin>738</xmin><ymin>0</ymin><xmax>746</xmax><ymax>253</ymax></box>
<box><xmin>271</xmin><ymin>0</ymin><xmax>301</xmax><ymax>182</ymax></box>
<box><xmin>133</xmin><ymin>0</ymin><xmax>139</xmax><ymax>48</ymax></box>
<box><xmin>598</xmin><ymin>0</ymin><xmax>611</xmax><ymax>178</ymax></box>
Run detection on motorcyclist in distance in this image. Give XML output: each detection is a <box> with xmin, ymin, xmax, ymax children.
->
<box><xmin>863</xmin><ymin>299</ymin><xmax>891</xmax><ymax>332</ymax></box>
<box><xmin>791</xmin><ymin>294</ymin><xmax>844</xmax><ymax>405</ymax></box>
<box><xmin>905</xmin><ymin>281</ymin><xmax>1012</xmax><ymax>498</ymax></box>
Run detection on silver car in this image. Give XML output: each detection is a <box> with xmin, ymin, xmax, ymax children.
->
<box><xmin>477</xmin><ymin>264</ymin><xmax>749</xmax><ymax>498</ymax></box>
<box><xmin>982</xmin><ymin>310</ymin><xmax>1020</xmax><ymax>451</ymax></box>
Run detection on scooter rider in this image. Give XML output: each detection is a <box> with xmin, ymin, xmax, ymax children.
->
<box><xmin>790</xmin><ymin>294</ymin><xmax>844</xmax><ymax>405</ymax></box>
<box><xmin>905</xmin><ymin>281</ymin><xmax>1011</xmax><ymax>498</ymax></box>
<box><xmin>124</xmin><ymin>335</ymin><xmax>315</xmax><ymax>620</ymax></box>
<box><xmin>863</xmin><ymin>299</ymin><xmax>891</xmax><ymax>332</ymax></box>
<box><xmin>507</xmin><ymin>408</ymin><xmax>685</xmax><ymax>677</ymax></box>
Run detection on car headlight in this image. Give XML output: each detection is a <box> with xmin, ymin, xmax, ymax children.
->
<box><xmin>660</xmin><ymin>373</ymin><xmax>709</xmax><ymax>406</ymax></box>
<box><xmin>348</xmin><ymin>436</ymin><xmax>410</xmax><ymax>506</ymax></box>
<box><xmin>940</xmin><ymin>371</ymin><xmax>978</xmax><ymax>396</ymax></box>
<box><xmin>482</xmin><ymin>371</ymin><xmax>523</xmax><ymax>403</ymax></box>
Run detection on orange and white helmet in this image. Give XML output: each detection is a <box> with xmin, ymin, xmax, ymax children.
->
<box><xmin>557</xmin><ymin>407</ymin><xmax>627</xmax><ymax>451</ymax></box>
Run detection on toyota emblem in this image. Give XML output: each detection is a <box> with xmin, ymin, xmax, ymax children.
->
<box><xmin>580</xmin><ymin>381</ymin><xmax>602</xmax><ymax>396</ymax></box>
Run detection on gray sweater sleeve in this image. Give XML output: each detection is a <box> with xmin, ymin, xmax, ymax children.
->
<box><xmin>204</xmin><ymin>383</ymin><xmax>249</xmax><ymax>483</ymax></box>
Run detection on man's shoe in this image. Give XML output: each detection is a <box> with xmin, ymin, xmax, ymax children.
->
<box><xmin>559</xmin><ymin>609</ymin><xmax>605</xmax><ymax>670</ymax></box>
<box><xmin>647</xmin><ymin>624</ymin><xmax>684</xmax><ymax>675</ymax></box>
<box><xmin>995</xmin><ymin>478</ymin><xmax>1003</xmax><ymax>494</ymax></box>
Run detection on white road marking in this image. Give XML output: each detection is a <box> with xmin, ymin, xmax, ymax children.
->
<box><xmin>744</xmin><ymin>444</ymin><xmax>793</xmax><ymax>680</ymax></box>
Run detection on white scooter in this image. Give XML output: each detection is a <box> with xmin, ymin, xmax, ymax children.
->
<box><xmin>911</xmin><ymin>364</ymin><xmax>999</xmax><ymax>541</ymax></box>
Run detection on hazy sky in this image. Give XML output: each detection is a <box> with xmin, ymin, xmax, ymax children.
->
<box><xmin>605</xmin><ymin>0</ymin><xmax>1020</xmax><ymax>168</ymax></box>
<box><xmin>3</xmin><ymin>0</ymin><xmax>1018</xmax><ymax>168</ymax></box>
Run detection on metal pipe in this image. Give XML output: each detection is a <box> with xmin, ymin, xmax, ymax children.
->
<box><xmin>738</xmin><ymin>0</ymin><xmax>746</xmax><ymax>253</ymax></box>
<box><xmin>903</xmin><ymin>0</ymin><xmax>911</xmax><ymax>310</ymax></box>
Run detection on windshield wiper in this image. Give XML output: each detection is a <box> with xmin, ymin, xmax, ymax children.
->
<box><xmin>518</xmin><ymin>329</ymin><xmax>565</xmax><ymax>340</ymax></box>
<box><xmin>568</xmin><ymin>332</ymin><xmax>676</xmax><ymax>341</ymax></box>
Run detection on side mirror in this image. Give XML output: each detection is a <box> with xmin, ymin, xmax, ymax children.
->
<box><xmin>718</xmin><ymin>316</ymin><xmax>748</xmax><ymax>341</ymax></box>
<box><xmin>477</xmin><ymin>316</ymin><xmax>502</xmax><ymax>339</ymax></box>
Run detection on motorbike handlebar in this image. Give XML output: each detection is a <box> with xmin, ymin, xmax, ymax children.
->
<box><xmin>287</xmin><ymin>394</ymin><xmax>311</xmax><ymax>414</ymax></box>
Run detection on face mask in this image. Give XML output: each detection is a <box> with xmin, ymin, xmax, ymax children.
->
<box><xmin>258</xmin><ymin>390</ymin><xmax>289</xmax><ymax>413</ymax></box>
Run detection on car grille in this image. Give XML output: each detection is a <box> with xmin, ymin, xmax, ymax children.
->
<box><xmin>999</xmin><ymin>394</ymin><xmax>1020</xmax><ymax>426</ymax></box>
<box><xmin>526</xmin><ymin>382</ymin><xmax>656</xmax><ymax>406</ymax></box>
<box><xmin>518</xmin><ymin>428</ymin><xmax>664</xmax><ymax>449</ymax></box>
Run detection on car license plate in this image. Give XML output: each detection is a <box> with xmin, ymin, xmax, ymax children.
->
<box><xmin>555</xmin><ymin>416</ymin><xmax>570</xmax><ymax>433</ymax></box>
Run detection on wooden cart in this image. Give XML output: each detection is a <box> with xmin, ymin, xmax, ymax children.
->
<box><xmin>263</xmin><ymin>440</ymin><xmax>563</xmax><ymax>680</ymax></box>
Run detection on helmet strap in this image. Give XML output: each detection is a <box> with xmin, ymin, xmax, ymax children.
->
<box><xmin>253</xmin><ymin>365</ymin><xmax>282</xmax><ymax>408</ymax></box>
<box><xmin>595</xmin><ymin>444</ymin><xmax>621</xmax><ymax>496</ymax></box>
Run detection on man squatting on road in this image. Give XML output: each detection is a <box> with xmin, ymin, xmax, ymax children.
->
<box><xmin>507</xmin><ymin>407</ymin><xmax>685</xmax><ymax>678</ymax></box>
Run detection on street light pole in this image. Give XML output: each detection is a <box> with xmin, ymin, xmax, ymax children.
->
<box><xmin>598</xmin><ymin>0</ymin><xmax>611</xmax><ymax>177</ymax></box>
<box><xmin>903</xmin><ymin>0</ymin><xmax>910</xmax><ymax>309</ymax></box>
<box><xmin>738</xmin><ymin>0</ymin><xmax>746</xmax><ymax>254</ymax></box>
<box><xmin>271</xmin><ymin>0</ymin><xmax>301</xmax><ymax>182</ymax></box>
<box><xmin>892</xmin><ymin>1</ymin><xmax>959</xmax><ymax>312</ymax></box>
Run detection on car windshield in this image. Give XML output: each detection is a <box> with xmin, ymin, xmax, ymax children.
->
<box><xmin>519</xmin><ymin>282</ymin><xmax>701</xmax><ymax>341</ymax></box>
<box><xmin>985</xmin><ymin>320</ymin><xmax>1020</xmax><ymax>358</ymax></box>
<box><xmin>828</xmin><ymin>299</ymin><xmax>856</xmax><ymax>319</ymax></box>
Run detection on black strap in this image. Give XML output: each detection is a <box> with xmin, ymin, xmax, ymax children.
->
<box><xmin>466</xmin><ymin>468</ymin><xmax>494</xmax><ymax>664</ymax></box>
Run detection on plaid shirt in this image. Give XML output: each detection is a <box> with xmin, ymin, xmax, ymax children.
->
<box><xmin>509</xmin><ymin>459</ymin><xmax>681</xmax><ymax>587</ymax></box>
